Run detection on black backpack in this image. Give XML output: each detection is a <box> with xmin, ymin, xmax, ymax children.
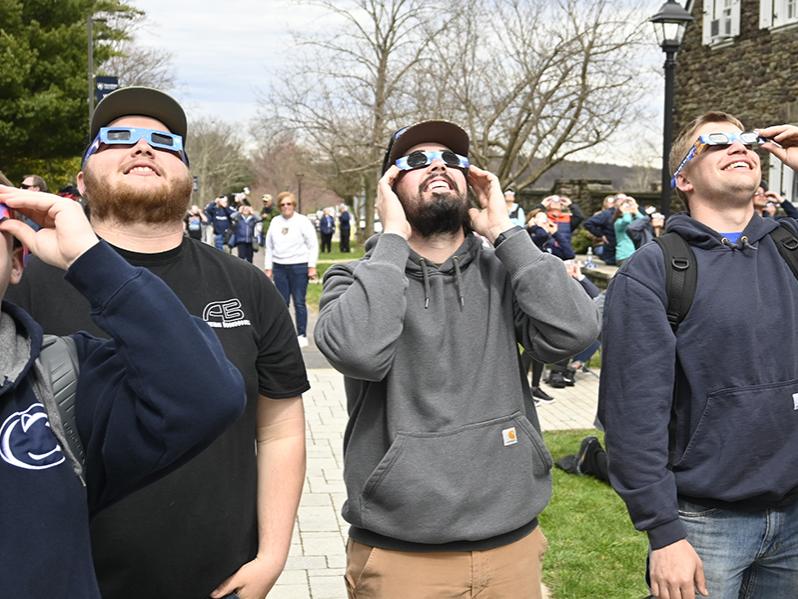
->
<box><xmin>656</xmin><ymin>223</ymin><xmax>798</xmax><ymax>332</ymax></box>
<box><xmin>32</xmin><ymin>335</ymin><xmax>84</xmax><ymax>485</ymax></box>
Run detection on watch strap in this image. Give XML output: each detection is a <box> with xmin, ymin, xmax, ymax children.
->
<box><xmin>493</xmin><ymin>225</ymin><xmax>524</xmax><ymax>248</ymax></box>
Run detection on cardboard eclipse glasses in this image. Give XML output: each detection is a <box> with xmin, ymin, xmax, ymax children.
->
<box><xmin>671</xmin><ymin>131</ymin><xmax>770</xmax><ymax>188</ymax></box>
<box><xmin>395</xmin><ymin>150</ymin><xmax>470</xmax><ymax>171</ymax></box>
<box><xmin>82</xmin><ymin>127</ymin><xmax>190</xmax><ymax>166</ymax></box>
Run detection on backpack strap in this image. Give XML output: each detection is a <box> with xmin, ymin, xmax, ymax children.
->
<box><xmin>34</xmin><ymin>335</ymin><xmax>84</xmax><ymax>485</ymax></box>
<box><xmin>654</xmin><ymin>232</ymin><xmax>698</xmax><ymax>332</ymax></box>
<box><xmin>769</xmin><ymin>223</ymin><xmax>798</xmax><ymax>280</ymax></box>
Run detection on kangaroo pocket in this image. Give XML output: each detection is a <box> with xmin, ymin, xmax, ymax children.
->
<box><xmin>357</xmin><ymin>411</ymin><xmax>552</xmax><ymax>544</ymax></box>
<box><xmin>673</xmin><ymin>378</ymin><xmax>798</xmax><ymax>500</ymax></box>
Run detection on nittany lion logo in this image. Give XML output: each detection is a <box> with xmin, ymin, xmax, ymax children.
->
<box><xmin>0</xmin><ymin>403</ymin><xmax>64</xmax><ymax>470</ymax></box>
<box><xmin>202</xmin><ymin>298</ymin><xmax>251</xmax><ymax>329</ymax></box>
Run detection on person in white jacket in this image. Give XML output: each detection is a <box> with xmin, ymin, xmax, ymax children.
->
<box><xmin>265</xmin><ymin>191</ymin><xmax>319</xmax><ymax>347</ymax></box>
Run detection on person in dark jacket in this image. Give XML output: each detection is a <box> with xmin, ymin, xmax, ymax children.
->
<box><xmin>230</xmin><ymin>204</ymin><xmax>260</xmax><ymax>262</ymax></box>
<box><xmin>540</xmin><ymin>195</ymin><xmax>582</xmax><ymax>258</ymax></box>
<box><xmin>205</xmin><ymin>196</ymin><xmax>235</xmax><ymax>250</ymax></box>
<box><xmin>526</xmin><ymin>210</ymin><xmax>574</xmax><ymax>260</ymax></box>
<box><xmin>0</xmin><ymin>187</ymin><xmax>244</xmax><ymax>599</ymax></box>
<box><xmin>599</xmin><ymin>112</ymin><xmax>798</xmax><ymax>599</ymax></box>
<box><xmin>584</xmin><ymin>195</ymin><xmax>617</xmax><ymax>264</ymax></box>
<box><xmin>339</xmin><ymin>204</ymin><xmax>352</xmax><ymax>252</ymax></box>
<box><xmin>319</xmin><ymin>207</ymin><xmax>335</xmax><ymax>253</ymax></box>
<box><xmin>753</xmin><ymin>179</ymin><xmax>798</xmax><ymax>220</ymax></box>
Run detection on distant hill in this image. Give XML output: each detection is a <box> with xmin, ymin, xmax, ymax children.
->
<box><xmin>528</xmin><ymin>160</ymin><xmax>660</xmax><ymax>194</ymax></box>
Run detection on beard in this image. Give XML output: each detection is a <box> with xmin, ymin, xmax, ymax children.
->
<box><xmin>82</xmin><ymin>166</ymin><xmax>193</xmax><ymax>225</ymax></box>
<box><xmin>399</xmin><ymin>172</ymin><xmax>470</xmax><ymax>238</ymax></box>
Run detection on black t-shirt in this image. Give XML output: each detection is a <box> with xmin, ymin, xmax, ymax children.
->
<box><xmin>7</xmin><ymin>237</ymin><xmax>310</xmax><ymax>599</ymax></box>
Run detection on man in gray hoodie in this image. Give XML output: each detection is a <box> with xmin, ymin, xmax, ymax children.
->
<box><xmin>314</xmin><ymin>120</ymin><xmax>600</xmax><ymax>598</ymax></box>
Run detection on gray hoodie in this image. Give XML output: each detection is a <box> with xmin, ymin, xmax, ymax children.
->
<box><xmin>315</xmin><ymin>229</ymin><xmax>599</xmax><ymax>547</ymax></box>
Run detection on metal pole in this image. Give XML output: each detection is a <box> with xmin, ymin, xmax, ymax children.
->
<box><xmin>297</xmin><ymin>174</ymin><xmax>304</xmax><ymax>213</ymax></box>
<box><xmin>87</xmin><ymin>16</ymin><xmax>94</xmax><ymax>135</ymax></box>
<box><xmin>660</xmin><ymin>46</ymin><xmax>677</xmax><ymax>217</ymax></box>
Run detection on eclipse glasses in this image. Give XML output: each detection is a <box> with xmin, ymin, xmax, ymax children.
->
<box><xmin>82</xmin><ymin>127</ymin><xmax>190</xmax><ymax>166</ymax></box>
<box><xmin>671</xmin><ymin>131</ymin><xmax>770</xmax><ymax>188</ymax></box>
<box><xmin>0</xmin><ymin>203</ymin><xmax>10</xmax><ymax>222</ymax></box>
<box><xmin>395</xmin><ymin>150</ymin><xmax>470</xmax><ymax>172</ymax></box>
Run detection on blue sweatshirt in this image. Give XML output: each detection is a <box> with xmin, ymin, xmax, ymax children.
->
<box><xmin>0</xmin><ymin>242</ymin><xmax>245</xmax><ymax>598</ymax></box>
<box><xmin>599</xmin><ymin>213</ymin><xmax>798</xmax><ymax>550</ymax></box>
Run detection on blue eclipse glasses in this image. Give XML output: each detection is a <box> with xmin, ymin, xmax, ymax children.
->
<box><xmin>0</xmin><ymin>202</ymin><xmax>10</xmax><ymax>222</ymax></box>
<box><xmin>82</xmin><ymin>127</ymin><xmax>190</xmax><ymax>166</ymax></box>
<box><xmin>671</xmin><ymin>131</ymin><xmax>766</xmax><ymax>188</ymax></box>
<box><xmin>395</xmin><ymin>150</ymin><xmax>470</xmax><ymax>171</ymax></box>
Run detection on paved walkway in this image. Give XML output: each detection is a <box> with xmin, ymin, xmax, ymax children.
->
<box><xmin>270</xmin><ymin>324</ymin><xmax>599</xmax><ymax>598</ymax></box>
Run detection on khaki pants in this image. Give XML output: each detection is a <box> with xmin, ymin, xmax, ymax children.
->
<box><xmin>345</xmin><ymin>527</ymin><xmax>548</xmax><ymax>599</ymax></box>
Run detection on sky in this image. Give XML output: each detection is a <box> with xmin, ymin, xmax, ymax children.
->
<box><xmin>130</xmin><ymin>0</ymin><xmax>668</xmax><ymax>167</ymax></box>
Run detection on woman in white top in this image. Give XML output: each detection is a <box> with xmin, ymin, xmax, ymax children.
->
<box><xmin>264</xmin><ymin>191</ymin><xmax>318</xmax><ymax>347</ymax></box>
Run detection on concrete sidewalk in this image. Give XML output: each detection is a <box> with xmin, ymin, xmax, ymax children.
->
<box><xmin>270</xmin><ymin>332</ymin><xmax>599</xmax><ymax>597</ymax></box>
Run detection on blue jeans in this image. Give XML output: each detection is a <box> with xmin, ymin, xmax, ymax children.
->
<box><xmin>273</xmin><ymin>262</ymin><xmax>308</xmax><ymax>336</ymax></box>
<box><xmin>677</xmin><ymin>497</ymin><xmax>798</xmax><ymax>598</ymax></box>
<box><xmin>236</xmin><ymin>242</ymin><xmax>253</xmax><ymax>263</ymax></box>
<box><xmin>573</xmin><ymin>340</ymin><xmax>600</xmax><ymax>364</ymax></box>
<box><xmin>213</xmin><ymin>233</ymin><xmax>225</xmax><ymax>250</ymax></box>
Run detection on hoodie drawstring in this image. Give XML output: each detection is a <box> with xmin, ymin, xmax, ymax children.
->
<box><xmin>419</xmin><ymin>258</ymin><xmax>431</xmax><ymax>309</ymax></box>
<box><xmin>721</xmin><ymin>236</ymin><xmax>757</xmax><ymax>252</ymax></box>
<box><xmin>453</xmin><ymin>256</ymin><xmax>465</xmax><ymax>309</ymax></box>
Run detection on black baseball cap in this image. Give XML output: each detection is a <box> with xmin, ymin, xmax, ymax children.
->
<box><xmin>90</xmin><ymin>86</ymin><xmax>188</xmax><ymax>141</ymax></box>
<box><xmin>382</xmin><ymin>120</ymin><xmax>469</xmax><ymax>174</ymax></box>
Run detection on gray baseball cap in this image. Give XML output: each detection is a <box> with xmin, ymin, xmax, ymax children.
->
<box><xmin>90</xmin><ymin>86</ymin><xmax>188</xmax><ymax>141</ymax></box>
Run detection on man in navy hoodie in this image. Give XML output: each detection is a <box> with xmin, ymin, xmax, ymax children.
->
<box><xmin>599</xmin><ymin>115</ymin><xmax>798</xmax><ymax>599</ymax></box>
<box><xmin>0</xmin><ymin>186</ymin><xmax>245</xmax><ymax>598</ymax></box>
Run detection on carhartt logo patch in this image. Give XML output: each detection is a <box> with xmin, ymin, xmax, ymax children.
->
<box><xmin>793</xmin><ymin>393</ymin><xmax>798</xmax><ymax>410</ymax></box>
<box><xmin>502</xmin><ymin>427</ymin><xmax>518</xmax><ymax>446</ymax></box>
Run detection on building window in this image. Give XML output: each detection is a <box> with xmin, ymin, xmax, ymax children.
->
<box><xmin>761</xmin><ymin>0</ymin><xmax>798</xmax><ymax>28</ymax></box>
<box><xmin>703</xmin><ymin>0</ymin><xmax>741</xmax><ymax>45</ymax></box>
<box><xmin>769</xmin><ymin>155</ymin><xmax>796</xmax><ymax>202</ymax></box>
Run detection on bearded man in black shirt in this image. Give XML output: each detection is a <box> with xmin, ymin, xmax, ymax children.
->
<box><xmin>8</xmin><ymin>87</ymin><xmax>309</xmax><ymax>599</ymax></box>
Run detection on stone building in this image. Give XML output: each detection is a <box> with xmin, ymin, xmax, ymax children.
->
<box><xmin>675</xmin><ymin>0</ymin><xmax>798</xmax><ymax>199</ymax></box>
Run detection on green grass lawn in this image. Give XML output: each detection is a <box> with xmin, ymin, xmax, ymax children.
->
<box><xmin>542</xmin><ymin>430</ymin><xmax>649</xmax><ymax>599</ymax></box>
<box><xmin>308</xmin><ymin>241</ymin><xmax>365</xmax><ymax>310</ymax></box>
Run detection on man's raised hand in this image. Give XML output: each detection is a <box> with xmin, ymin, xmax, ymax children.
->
<box><xmin>0</xmin><ymin>186</ymin><xmax>98</xmax><ymax>270</ymax></box>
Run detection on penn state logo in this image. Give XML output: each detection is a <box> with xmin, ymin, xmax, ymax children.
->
<box><xmin>0</xmin><ymin>403</ymin><xmax>65</xmax><ymax>470</ymax></box>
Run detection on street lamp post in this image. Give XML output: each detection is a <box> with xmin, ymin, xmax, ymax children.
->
<box><xmin>650</xmin><ymin>1</ymin><xmax>694</xmax><ymax>216</ymax></box>
<box><xmin>87</xmin><ymin>16</ymin><xmax>107</xmax><ymax>135</ymax></box>
<box><xmin>87</xmin><ymin>15</ymin><xmax>95</xmax><ymax>134</ymax></box>
<box><xmin>297</xmin><ymin>173</ymin><xmax>304</xmax><ymax>214</ymax></box>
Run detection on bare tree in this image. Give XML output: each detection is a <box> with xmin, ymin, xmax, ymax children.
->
<box><xmin>266</xmin><ymin>0</ymin><xmax>647</xmax><ymax>235</ymax></box>
<box><xmin>100</xmin><ymin>42</ymin><xmax>176</xmax><ymax>89</ymax></box>
<box><xmin>188</xmin><ymin>118</ymin><xmax>252</xmax><ymax>205</ymax></box>
<box><xmin>96</xmin><ymin>1</ymin><xmax>177</xmax><ymax>90</ymax></box>
<box><xmin>432</xmin><ymin>0</ymin><xmax>648</xmax><ymax>190</ymax></box>
<box><xmin>263</xmin><ymin>0</ymin><xmax>454</xmax><ymax>235</ymax></box>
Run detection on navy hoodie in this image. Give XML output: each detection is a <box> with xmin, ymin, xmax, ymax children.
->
<box><xmin>0</xmin><ymin>242</ymin><xmax>245</xmax><ymax>598</ymax></box>
<box><xmin>599</xmin><ymin>213</ymin><xmax>798</xmax><ymax>550</ymax></box>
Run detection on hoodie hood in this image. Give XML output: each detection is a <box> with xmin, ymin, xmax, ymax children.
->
<box><xmin>666</xmin><ymin>212</ymin><xmax>779</xmax><ymax>251</ymax></box>
<box><xmin>363</xmin><ymin>232</ymin><xmax>482</xmax><ymax>308</ymax></box>
<box><xmin>0</xmin><ymin>301</ymin><xmax>41</xmax><ymax>396</ymax></box>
